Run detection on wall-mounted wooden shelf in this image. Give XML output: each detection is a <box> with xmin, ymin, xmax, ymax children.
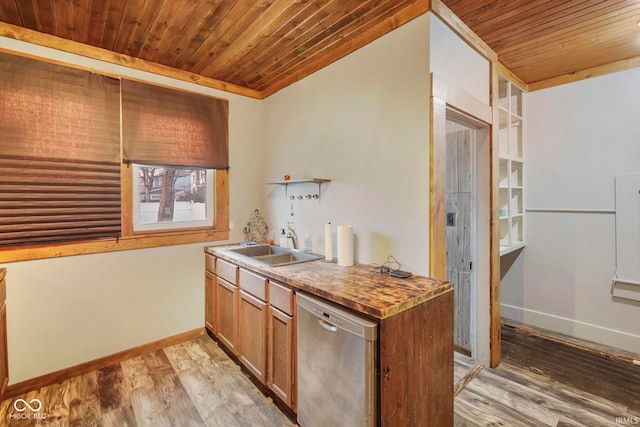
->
<box><xmin>267</xmin><ymin>178</ymin><xmax>331</xmax><ymax>185</ymax></box>
<box><xmin>267</xmin><ymin>178</ymin><xmax>331</xmax><ymax>202</ymax></box>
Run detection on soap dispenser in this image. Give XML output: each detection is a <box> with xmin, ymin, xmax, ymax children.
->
<box><xmin>279</xmin><ymin>229</ymin><xmax>286</xmax><ymax>247</ymax></box>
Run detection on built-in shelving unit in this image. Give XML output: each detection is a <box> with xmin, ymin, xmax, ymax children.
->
<box><xmin>498</xmin><ymin>75</ymin><xmax>525</xmax><ymax>256</ymax></box>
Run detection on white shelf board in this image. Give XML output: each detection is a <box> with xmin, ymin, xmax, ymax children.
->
<box><xmin>500</xmin><ymin>242</ymin><xmax>526</xmax><ymax>256</ymax></box>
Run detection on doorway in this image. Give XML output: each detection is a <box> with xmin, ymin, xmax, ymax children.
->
<box><xmin>445</xmin><ymin>119</ymin><xmax>475</xmax><ymax>355</ymax></box>
<box><xmin>444</xmin><ymin>110</ymin><xmax>490</xmax><ymax>361</ymax></box>
<box><xmin>429</xmin><ymin>74</ymin><xmax>495</xmax><ymax>365</ymax></box>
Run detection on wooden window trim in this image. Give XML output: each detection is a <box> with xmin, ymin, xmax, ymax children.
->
<box><xmin>0</xmin><ymin>167</ymin><xmax>229</xmax><ymax>263</ymax></box>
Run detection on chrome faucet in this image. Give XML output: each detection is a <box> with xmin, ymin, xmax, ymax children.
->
<box><xmin>287</xmin><ymin>222</ymin><xmax>298</xmax><ymax>250</ymax></box>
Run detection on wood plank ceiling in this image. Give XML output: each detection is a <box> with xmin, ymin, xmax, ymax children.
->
<box><xmin>0</xmin><ymin>0</ymin><xmax>639</xmax><ymax>97</ymax></box>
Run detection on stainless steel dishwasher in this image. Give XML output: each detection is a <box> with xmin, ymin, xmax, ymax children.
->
<box><xmin>296</xmin><ymin>292</ymin><xmax>378</xmax><ymax>427</ymax></box>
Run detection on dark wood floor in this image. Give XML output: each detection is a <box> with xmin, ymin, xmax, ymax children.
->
<box><xmin>0</xmin><ymin>331</ymin><xmax>636</xmax><ymax>426</ymax></box>
<box><xmin>501</xmin><ymin>322</ymin><xmax>640</xmax><ymax>410</ymax></box>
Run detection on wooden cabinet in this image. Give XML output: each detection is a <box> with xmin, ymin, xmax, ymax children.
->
<box><xmin>205</xmin><ymin>248</ymin><xmax>453</xmax><ymax>425</ymax></box>
<box><xmin>238</xmin><ymin>290</ymin><xmax>268</xmax><ymax>382</ymax></box>
<box><xmin>498</xmin><ymin>74</ymin><xmax>526</xmax><ymax>255</ymax></box>
<box><xmin>267</xmin><ymin>281</ymin><xmax>296</xmax><ymax>409</ymax></box>
<box><xmin>204</xmin><ymin>271</ymin><xmax>215</xmax><ymax>333</ymax></box>
<box><xmin>205</xmin><ymin>256</ymin><xmax>297</xmax><ymax>412</ymax></box>
<box><xmin>0</xmin><ymin>268</ymin><xmax>8</xmax><ymax>398</ymax></box>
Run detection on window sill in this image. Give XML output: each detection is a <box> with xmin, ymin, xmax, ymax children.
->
<box><xmin>0</xmin><ymin>228</ymin><xmax>230</xmax><ymax>263</ymax></box>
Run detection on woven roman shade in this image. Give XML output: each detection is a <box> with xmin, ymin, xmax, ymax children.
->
<box><xmin>0</xmin><ymin>52</ymin><xmax>121</xmax><ymax>247</ymax></box>
<box><xmin>121</xmin><ymin>79</ymin><xmax>229</xmax><ymax>169</ymax></box>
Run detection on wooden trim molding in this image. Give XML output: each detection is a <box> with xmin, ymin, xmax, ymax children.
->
<box><xmin>429</xmin><ymin>96</ymin><xmax>448</xmax><ymax>280</ymax></box>
<box><xmin>431</xmin><ymin>74</ymin><xmax>492</xmax><ymax>125</ymax></box>
<box><xmin>489</xmin><ymin>64</ymin><xmax>501</xmax><ymax>368</ymax></box>
<box><xmin>3</xmin><ymin>328</ymin><xmax>205</xmax><ymax>399</ymax></box>
<box><xmin>528</xmin><ymin>55</ymin><xmax>640</xmax><ymax>92</ymax></box>
<box><xmin>430</xmin><ymin>0</ymin><xmax>497</xmax><ymax>63</ymax></box>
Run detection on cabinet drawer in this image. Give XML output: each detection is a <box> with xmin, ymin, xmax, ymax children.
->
<box><xmin>205</xmin><ymin>253</ymin><xmax>216</xmax><ymax>274</ymax></box>
<box><xmin>216</xmin><ymin>258</ymin><xmax>237</xmax><ymax>284</ymax></box>
<box><xmin>269</xmin><ymin>281</ymin><xmax>294</xmax><ymax>316</ymax></box>
<box><xmin>239</xmin><ymin>268</ymin><xmax>267</xmax><ymax>301</ymax></box>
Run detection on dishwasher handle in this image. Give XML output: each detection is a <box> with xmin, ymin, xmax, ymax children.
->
<box><xmin>318</xmin><ymin>318</ymin><xmax>338</xmax><ymax>332</ymax></box>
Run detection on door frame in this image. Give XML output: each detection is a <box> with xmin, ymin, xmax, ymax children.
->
<box><xmin>429</xmin><ymin>73</ymin><xmax>501</xmax><ymax>367</ymax></box>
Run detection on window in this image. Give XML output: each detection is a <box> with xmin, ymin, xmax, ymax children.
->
<box><xmin>121</xmin><ymin>79</ymin><xmax>229</xmax><ymax>234</ymax></box>
<box><xmin>0</xmin><ymin>51</ymin><xmax>230</xmax><ymax>262</ymax></box>
<box><xmin>132</xmin><ymin>165</ymin><xmax>214</xmax><ymax>231</ymax></box>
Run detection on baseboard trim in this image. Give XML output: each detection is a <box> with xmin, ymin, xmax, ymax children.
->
<box><xmin>501</xmin><ymin>303</ymin><xmax>640</xmax><ymax>357</ymax></box>
<box><xmin>3</xmin><ymin>327</ymin><xmax>205</xmax><ymax>399</ymax></box>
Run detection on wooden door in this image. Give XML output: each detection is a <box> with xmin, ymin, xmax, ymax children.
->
<box><xmin>267</xmin><ymin>305</ymin><xmax>295</xmax><ymax>409</ymax></box>
<box><xmin>446</xmin><ymin>123</ymin><xmax>474</xmax><ymax>355</ymax></box>
<box><xmin>215</xmin><ymin>277</ymin><xmax>238</xmax><ymax>354</ymax></box>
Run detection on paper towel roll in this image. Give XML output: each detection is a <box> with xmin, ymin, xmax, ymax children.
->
<box><xmin>325</xmin><ymin>223</ymin><xmax>333</xmax><ymax>262</ymax></box>
<box><xmin>337</xmin><ymin>225</ymin><xmax>354</xmax><ymax>267</ymax></box>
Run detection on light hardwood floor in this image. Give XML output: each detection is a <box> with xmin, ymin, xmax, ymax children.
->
<box><xmin>0</xmin><ymin>334</ymin><xmax>634</xmax><ymax>426</ymax></box>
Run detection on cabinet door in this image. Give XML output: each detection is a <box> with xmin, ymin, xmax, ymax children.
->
<box><xmin>267</xmin><ymin>305</ymin><xmax>295</xmax><ymax>410</ymax></box>
<box><xmin>215</xmin><ymin>277</ymin><xmax>238</xmax><ymax>354</ymax></box>
<box><xmin>204</xmin><ymin>271</ymin><xmax>215</xmax><ymax>333</ymax></box>
<box><xmin>0</xmin><ymin>303</ymin><xmax>7</xmax><ymax>396</ymax></box>
<box><xmin>238</xmin><ymin>290</ymin><xmax>268</xmax><ymax>382</ymax></box>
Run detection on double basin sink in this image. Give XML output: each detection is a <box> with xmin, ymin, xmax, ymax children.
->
<box><xmin>229</xmin><ymin>244</ymin><xmax>323</xmax><ymax>267</ymax></box>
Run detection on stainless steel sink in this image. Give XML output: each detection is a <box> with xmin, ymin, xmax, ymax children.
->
<box><xmin>229</xmin><ymin>245</ymin><xmax>323</xmax><ymax>266</ymax></box>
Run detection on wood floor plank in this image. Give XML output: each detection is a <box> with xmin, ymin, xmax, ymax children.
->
<box><xmin>150</xmin><ymin>366</ymin><xmax>206</xmax><ymax>426</ymax></box>
<box><xmin>498</xmin><ymin>362</ymin><xmax>633</xmax><ymax>421</ymax></box>
<box><xmin>101</xmin><ymin>404</ymin><xmax>138</xmax><ymax>426</ymax></box>
<box><xmin>164</xmin><ymin>342</ymin><xmax>241</xmax><ymax>426</ymax></box>
<box><xmin>193</xmin><ymin>350</ymin><xmax>290</xmax><ymax>426</ymax></box>
<box><xmin>172</xmin><ymin>368</ymin><xmax>239</xmax><ymax>427</ymax></box>
<box><xmin>67</xmin><ymin>372</ymin><xmax>102</xmax><ymax>427</ymax></box>
<box><xmin>463</xmin><ymin>368</ymin><xmax>562</xmax><ymax>426</ymax></box>
<box><xmin>129</xmin><ymin>387</ymin><xmax>174</xmax><ymax>427</ymax></box>
<box><xmin>455</xmin><ymin>386</ymin><xmax>553</xmax><ymax>426</ymax></box>
<box><xmin>121</xmin><ymin>356</ymin><xmax>155</xmax><ymax>391</ymax></box>
<box><xmin>96</xmin><ymin>363</ymin><xmax>131</xmax><ymax>414</ymax></box>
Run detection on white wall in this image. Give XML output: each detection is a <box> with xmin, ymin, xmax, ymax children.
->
<box><xmin>0</xmin><ymin>37</ymin><xmax>264</xmax><ymax>383</ymax></box>
<box><xmin>429</xmin><ymin>14</ymin><xmax>490</xmax><ymax>105</ymax></box>
<box><xmin>261</xmin><ymin>15</ymin><xmax>432</xmax><ymax>273</ymax></box>
<box><xmin>501</xmin><ymin>67</ymin><xmax>640</xmax><ymax>354</ymax></box>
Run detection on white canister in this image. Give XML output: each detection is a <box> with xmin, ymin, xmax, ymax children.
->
<box><xmin>325</xmin><ymin>223</ymin><xmax>333</xmax><ymax>261</ymax></box>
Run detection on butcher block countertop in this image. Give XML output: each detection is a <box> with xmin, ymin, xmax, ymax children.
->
<box><xmin>205</xmin><ymin>245</ymin><xmax>451</xmax><ymax>320</ymax></box>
